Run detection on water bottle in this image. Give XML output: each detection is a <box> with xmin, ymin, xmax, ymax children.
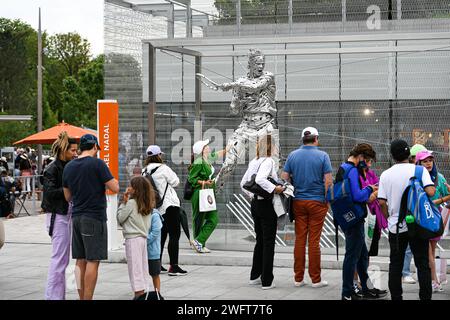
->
<box><xmin>405</xmin><ymin>214</ymin><xmax>415</xmax><ymax>224</ymax></box>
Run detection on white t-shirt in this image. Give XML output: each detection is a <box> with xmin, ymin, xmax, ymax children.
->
<box><xmin>378</xmin><ymin>163</ymin><xmax>434</xmax><ymax>234</ymax></box>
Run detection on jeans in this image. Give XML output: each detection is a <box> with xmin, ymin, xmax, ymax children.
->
<box><xmin>402</xmin><ymin>245</ymin><xmax>413</xmax><ymax>277</ymax></box>
<box><xmin>388</xmin><ymin>232</ymin><xmax>431</xmax><ymax>300</ymax></box>
<box><xmin>250</xmin><ymin>198</ymin><xmax>278</xmax><ymax>287</ymax></box>
<box><xmin>342</xmin><ymin>220</ymin><xmax>370</xmax><ymax>298</ymax></box>
<box><xmin>160</xmin><ymin>206</ymin><xmax>181</xmax><ymax>266</ymax></box>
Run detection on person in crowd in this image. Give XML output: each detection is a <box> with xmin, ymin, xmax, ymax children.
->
<box><xmin>0</xmin><ymin>167</ymin><xmax>15</xmax><ymax>219</ymax></box>
<box><xmin>142</xmin><ymin>145</ymin><xmax>187</xmax><ymax>276</ymax></box>
<box><xmin>188</xmin><ymin>140</ymin><xmax>225</xmax><ymax>254</ymax></box>
<box><xmin>401</xmin><ymin>144</ymin><xmax>428</xmax><ymax>284</ymax></box>
<box><xmin>337</xmin><ymin>143</ymin><xmax>385</xmax><ymax>300</ymax></box>
<box><xmin>352</xmin><ymin>156</ymin><xmax>388</xmax><ymax>296</ymax></box>
<box><xmin>378</xmin><ymin>139</ymin><xmax>435</xmax><ymax>300</ymax></box>
<box><xmin>147</xmin><ymin>205</ymin><xmax>164</xmax><ymax>293</ymax></box>
<box><xmin>19</xmin><ymin>152</ymin><xmax>32</xmax><ymax>196</ymax></box>
<box><xmin>63</xmin><ymin>134</ymin><xmax>119</xmax><ymax>300</ymax></box>
<box><xmin>42</xmin><ymin>132</ymin><xmax>78</xmax><ymax>300</ymax></box>
<box><xmin>0</xmin><ymin>157</ymin><xmax>8</xmax><ymax>173</ymax></box>
<box><xmin>281</xmin><ymin>127</ymin><xmax>332</xmax><ymax>288</ymax></box>
<box><xmin>241</xmin><ymin>135</ymin><xmax>283</xmax><ymax>290</ymax></box>
<box><xmin>117</xmin><ymin>176</ymin><xmax>153</xmax><ymax>299</ymax></box>
<box><xmin>415</xmin><ymin>150</ymin><xmax>450</xmax><ymax>293</ymax></box>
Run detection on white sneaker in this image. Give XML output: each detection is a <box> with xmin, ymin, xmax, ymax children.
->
<box><xmin>262</xmin><ymin>283</ymin><xmax>276</xmax><ymax>290</ymax></box>
<box><xmin>248</xmin><ymin>277</ymin><xmax>262</xmax><ymax>285</ymax></box>
<box><xmin>190</xmin><ymin>240</ymin><xmax>204</xmax><ymax>254</ymax></box>
<box><xmin>311</xmin><ymin>280</ymin><xmax>328</xmax><ymax>288</ymax></box>
<box><xmin>402</xmin><ymin>276</ymin><xmax>416</xmax><ymax>284</ymax></box>
<box><xmin>202</xmin><ymin>247</ymin><xmax>211</xmax><ymax>253</ymax></box>
<box><xmin>432</xmin><ymin>282</ymin><xmax>444</xmax><ymax>293</ymax></box>
<box><xmin>294</xmin><ymin>280</ymin><xmax>306</xmax><ymax>287</ymax></box>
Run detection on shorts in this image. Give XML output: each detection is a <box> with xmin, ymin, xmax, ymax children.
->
<box><xmin>72</xmin><ymin>215</ymin><xmax>107</xmax><ymax>261</ymax></box>
<box><xmin>148</xmin><ymin>259</ymin><xmax>161</xmax><ymax>277</ymax></box>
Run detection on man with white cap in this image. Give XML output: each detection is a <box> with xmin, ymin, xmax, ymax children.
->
<box><xmin>281</xmin><ymin>127</ymin><xmax>333</xmax><ymax>288</ymax></box>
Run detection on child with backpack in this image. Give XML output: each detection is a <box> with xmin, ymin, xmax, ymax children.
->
<box><xmin>328</xmin><ymin>143</ymin><xmax>385</xmax><ymax>300</ymax></box>
<box><xmin>415</xmin><ymin>150</ymin><xmax>450</xmax><ymax>292</ymax></box>
<box><xmin>117</xmin><ymin>176</ymin><xmax>153</xmax><ymax>299</ymax></box>
<box><xmin>378</xmin><ymin>140</ymin><xmax>437</xmax><ymax>300</ymax></box>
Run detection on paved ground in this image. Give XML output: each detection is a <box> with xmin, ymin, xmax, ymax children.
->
<box><xmin>1</xmin><ymin>216</ymin><xmax>450</xmax><ymax>300</ymax></box>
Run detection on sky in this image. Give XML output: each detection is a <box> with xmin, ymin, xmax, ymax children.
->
<box><xmin>1</xmin><ymin>0</ymin><xmax>101</xmax><ymax>56</ymax></box>
<box><xmin>1</xmin><ymin>0</ymin><xmax>217</xmax><ymax>57</ymax></box>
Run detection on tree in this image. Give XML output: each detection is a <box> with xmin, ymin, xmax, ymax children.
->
<box><xmin>60</xmin><ymin>55</ymin><xmax>104</xmax><ymax>129</ymax></box>
<box><xmin>0</xmin><ymin>18</ymin><xmax>37</xmax><ymax>114</ymax></box>
<box><xmin>47</xmin><ymin>32</ymin><xmax>91</xmax><ymax>78</ymax></box>
<box><xmin>45</xmin><ymin>32</ymin><xmax>92</xmax><ymax>123</ymax></box>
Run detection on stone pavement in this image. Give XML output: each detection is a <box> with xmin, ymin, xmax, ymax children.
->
<box><xmin>1</xmin><ymin>216</ymin><xmax>450</xmax><ymax>300</ymax></box>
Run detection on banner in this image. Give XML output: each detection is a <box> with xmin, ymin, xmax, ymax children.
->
<box><xmin>97</xmin><ymin>100</ymin><xmax>119</xmax><ymax>195</ymax></box>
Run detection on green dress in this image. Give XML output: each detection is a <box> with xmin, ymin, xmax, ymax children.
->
<box><xmin>188</xmin><ymin>152</ymin><xmax>219</xmax><ymax>247</ymax></box>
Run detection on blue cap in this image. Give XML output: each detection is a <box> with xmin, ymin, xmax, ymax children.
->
<box><xmin>80</xmin><ymin>134</ymin><xmax>101</xmax><ymax>150</ymax></box>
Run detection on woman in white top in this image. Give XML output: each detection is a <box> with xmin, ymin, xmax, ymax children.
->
<box><xmin>240</xmin><ymin>135</ymin><xmax>284</xmax><ymax>290</ymax></box>
<box><xmin>142</xmin><ymin>145</ymin><xmax>187</xmax><ymax>276</ymax></box>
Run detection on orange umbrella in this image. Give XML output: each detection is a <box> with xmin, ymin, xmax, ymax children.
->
<box><xmin>13</xmin><ymin>121</ymin><xmax>97</xmax><ymax>145</ymax></box>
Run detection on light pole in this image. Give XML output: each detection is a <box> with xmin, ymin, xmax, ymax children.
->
<box><xmin>37</xmin><ymin>8</ymin><xmax>43</xmax><ymax>186</ymax></box>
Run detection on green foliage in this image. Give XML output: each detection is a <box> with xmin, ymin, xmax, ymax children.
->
<box><xmin>60</xmin><ymin>55</ymin><xmax>104</xmax><ymax>129</ymax></box>
<box><xmin>47</xmin><ymin>32</ymin><xmax>91</xmax><ymax>77</ymax></box>
<box><xmin>0</xmin><ymin>18</ymin><xmax>37</xmax><ymax>114</ymax></box>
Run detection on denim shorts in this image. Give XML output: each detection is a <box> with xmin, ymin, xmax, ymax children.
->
<box><xmin>72</xmin><ymin>215</ymin><xmax>107</xmax><ymax>261</ymax></box>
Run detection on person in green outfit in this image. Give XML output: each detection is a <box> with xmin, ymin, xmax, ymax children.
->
<box><xmin>188</xmin><ymin>139</ymin><xmax>226</xmax><ymax>253</ymax></box>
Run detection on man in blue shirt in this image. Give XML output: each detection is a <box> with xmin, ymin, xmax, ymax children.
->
<box><xmin>282</xmin><ymin>127</ymin><xmax>332</xmax><ymax>288</ymax></box>
<box><xmin>63</xmin><ymin>134</ymin><xmax>119</xmax><ymax>300</ymax></box>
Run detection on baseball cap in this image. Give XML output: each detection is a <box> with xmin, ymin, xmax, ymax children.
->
<box><xmin>1</xmin><ymin>157</ymin><xmax>6</xmax><ymax>162</ymax></box>
<box><xmin>0</xmin><ymin>167</ymin><xmax>6</xmax><ymax>173</ymax></box>
<box><xmin>193</xmin><ymin>139</ymin><xmax>210</xmax><ymax>155</ymax></box>
<box><xmin>390</xmin><ymin>139</ymin><xmax>410</xmax><ymax>162</ymax></box>
<box><xmin>302</xmin><ymin>127</ymin><xmax>319</xmax><ymax>138</ymax></box>
<box><xmin>415</xmin><ymin>150</ymin><xmax>434</xmax><ymax>163</ymax></box>
<box><xmin>410</xmin><ymin>144</ymin><xmax>431</xmax><ymax>157</ymax></box>
<box><xmin>146</xmin><ymin>145</ymin><xmax>164</xmax><ymax>156</ymax></box>
<box><xmin>80</xmin><ymin>134</ymin><xmax>101</xmax><ymax>150</ymax></box>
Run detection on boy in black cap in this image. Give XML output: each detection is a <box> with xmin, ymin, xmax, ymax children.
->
<box><xmin>377</xmin><ymin>139</ymin><xmax>436</xmax><ymax>300</ymax></box>
<box><xmin>63</xmin><ymin>134</ymin><xmax>119</xmax><ymax>300</ymax></box>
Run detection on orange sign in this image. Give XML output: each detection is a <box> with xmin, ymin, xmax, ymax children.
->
<box><xmin>97</xmin><ymin>100</ymin><xmax>119</xmax><ymax>194</ymax></box>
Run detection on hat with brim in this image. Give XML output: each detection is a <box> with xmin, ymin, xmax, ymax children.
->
<box><xmin>415</xmin><ymin>150</ymin><xmax>434</xmax><ymax>163</ymax></box>
<box><xmin>146</xmin><ymin>145</ymin><xmax>165</xmax><ymax>156</ymax></box>
<box><xmin>193</xmin><ymin>139</ymin><xmax>210</xmax><ymax>155</ymax></box>
<box><xmin>80</xmin><ymin>134</ymin><xmax>101</xmax><ymax>150</ymax></box>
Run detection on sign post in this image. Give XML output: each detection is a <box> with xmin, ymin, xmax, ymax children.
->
<box><xmin>97</xmin><ymin>100</ymin><xmax>122</xmax><ymax>251</ymax></box>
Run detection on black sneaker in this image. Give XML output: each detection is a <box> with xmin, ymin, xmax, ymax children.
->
<box><xmin>168</xmin><ymin>265</ymin><xmax>188</xmax><ymax>276</ymax></box>
<box><xmin>160</xmin><ymin>266</ymin><xmax>168</xmax><ymax>274</ymax></box>
<box><xmin>353</xmin><ymin>283</ymin><xmax>362</xmax><ymax>296</ymax></box>
<box><xmin>342</xmin><ymin>293</ymin><xmax>363</xmax><ymax>300</ymax></box>
<box><xmin>362</xmin><ymin>288</ymin><xmax>388</xmax><ymax>299</ymax></box>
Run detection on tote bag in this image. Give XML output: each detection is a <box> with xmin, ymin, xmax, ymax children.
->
<box><xmin>199</xmin><ymin>188</ymin><xmax>217</xmax><ymax>212</ymax></box>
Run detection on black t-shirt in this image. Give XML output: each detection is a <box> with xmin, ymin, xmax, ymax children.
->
<box><xmin>63</xmin><ymin>156</ymin><xmax>114</xmax><ymax>221</ymax></box>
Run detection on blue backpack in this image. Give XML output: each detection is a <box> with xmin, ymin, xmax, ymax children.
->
<box><xmin>327</xmin><ymin>165</ymin><xmax>366</xmax><ymax>232</ymax></box>
<box><xmin>398</xmin><ymin>165</ymin><xmax>444</xmax><ymax>239</ymax></box>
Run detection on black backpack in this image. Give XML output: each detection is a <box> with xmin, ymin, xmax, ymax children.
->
<box><xmin>143</xmin><ymin>165</ymin><xmax>168</xmax><ymax>208</ymax></box>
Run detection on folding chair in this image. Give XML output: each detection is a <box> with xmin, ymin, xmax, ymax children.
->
<box><xmin>13</xmin><ymin>192</ymin><xmax>30</xmax><ymax>217</ymax></box>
